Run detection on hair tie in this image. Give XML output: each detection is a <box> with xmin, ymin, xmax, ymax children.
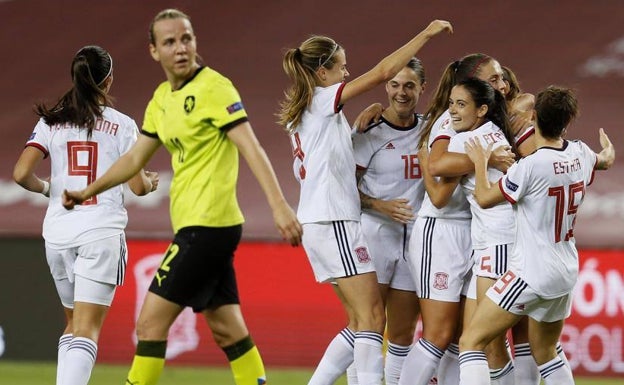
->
<box><xmin>452</xmin><ymin>60</ymin><xmax>461</xmax><ymax>73</ymax></box>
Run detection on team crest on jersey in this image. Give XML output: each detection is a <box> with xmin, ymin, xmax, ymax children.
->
<box><xmin>184</xmin><ymin>96</ymin><xmax>196</xmax><ymax>114</ymax></box>
<box><xmin>226</xmin><ymin>101</ymin><xmax>244</xmax><ymax>114</ymax></box>
<box><xmin>28</xmin><ymin>132</ymin><xmax>36</xmax><ymax>140</ymax></box>
<box><xmin>355</xmin><ymin>247</ymin><xmax>371</xmax><ymax>263</ymax></box>
<box><xmin>505</xmin><ymin>178</ymin><xmax>519</xmax><ymax>192</ymax></box>
<box><xmin>433</xmin><ymin>272</ymin><xmax>449</xmax><ymax>290</ymax></box>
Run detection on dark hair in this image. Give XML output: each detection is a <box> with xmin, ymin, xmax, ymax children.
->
<box><xmin>406</xmin><ymin>57</ymin><xmax>426</xmax><ymax>85</ymax></box>
<box><xmin>149</xmin><ymin>8</ymin><xmax>191</xmax><ymax>45</ymax></box>
<box><xmin>455</xmin><ymin>77</ymin><xmax>515</xmax><ymax>152</ymax></box>
<box><xmin>418</xmin><ymin>53</ymin><xmax>496</xmax><ymax>148</ymax></box>
<box><xmin>35</xmin><ymin>45</ymin><xmax>113</xmax><ymax>138</ymax></box>
<box><xmin>502</xmin><ymin>65</ymin><xmax>521</xmax><ymax>101</ymax></box>
<box><xmin>534</xmin><ymin>86</ymin><xmax>579</xmax><ymax>139</ymax></box>
<box><xmin>277</xmin><ymin>35</ymin><xmax>342</xmax><ymax>130</ymax></box>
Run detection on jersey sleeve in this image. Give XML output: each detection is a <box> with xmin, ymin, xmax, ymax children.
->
<box><xmin>577</xmin><ymin>140</ymin><xmax>598</xmax><ymax>186</ymax></box>
<box><xmin>311</xmin><ymin>82</ymin><xmax>346</xmax><ymax>117</ymax></box>
<box><xmin>499</xmin><ymin>159</ymin><xmax>530</xmax><ymax>204</ymax></box>
<box><xmin>352</xmin><ymin>131</ymin><xmax>375</xmax><ymax>168</ymax></box>
<box><xmin>25</xmin><ymin>119</ymin><xmax>51</xmax><ymax>158</ymax></box>
<box><xmin>119</xmin><ymin>118</ymin><xmax>139</xmax><ymax>155</ymax></box>
<box><xmin>204</xmin><ymin>76</ymin><xmax>248</xmax><ymax>131</ymax></box>
<box><xmin>142</xmin><ymin>94</ymin><xmax>161</xmax><ymax>139</ymax></box>
<box><xmin>447</xmin><ymin>133</ymin><xmax>466</xmax><ymax>154</ymax></box>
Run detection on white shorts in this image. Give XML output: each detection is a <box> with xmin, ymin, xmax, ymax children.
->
<box><xmin>302</xmin><ymin>220</ymin><xmax>375</xmax><ymax>283</ymax></box>
<box><xmin>361</xmin><ymin>213</ymin><xmax>415</xmax><ymax>291</ymax></box>
<box><xmin>473</xmin><ymin>244</ymin><xmax>512</xmax><ymax>280</ymax></box>
<box><xmin>408</xmin><ymin>217</ymin><xmax>472</xmax><ymax>302</ymax></box>
<box><xmin>467</xmin><ymin>243</ymin><xmax>513</xmax><ymax>299</ymax></box>
<box><xmin>46</xmin><ymin>233</ymin><xmax>127</xmax><ymax>307</ymax></box>
<box><xmin>486</xmin><ymin>270</ymin><xmax>573</xmax><ymax>322</ymax></box>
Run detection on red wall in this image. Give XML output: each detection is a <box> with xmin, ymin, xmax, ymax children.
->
<box><xmin>99</xmin><ymin>242</ymin><xmax>624</xmax><ymax>377</ymax></box>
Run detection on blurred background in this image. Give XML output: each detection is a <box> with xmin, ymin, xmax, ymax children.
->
<box><xmin>0</xmin><ymin>0</ymin><xmax>622</xmax><ymax>380</ymax></box>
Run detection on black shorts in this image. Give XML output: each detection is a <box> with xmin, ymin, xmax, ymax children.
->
<box><xmin>148</xmin><ymin>225</ymin><xmax>242</xmax><ymax>312</ymax></box>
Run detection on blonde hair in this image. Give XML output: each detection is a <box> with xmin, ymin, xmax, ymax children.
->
<box><xmin>149</xmin><ymin>9</ymin><xmax>191</xmax><ymax>44</ymax></box>
<box><xmin>277</xmin><ymin>35</ymin><xmax>341</xmax><ymax>132</ymax></box>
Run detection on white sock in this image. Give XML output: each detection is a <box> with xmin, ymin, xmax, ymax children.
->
<box><xmin>459</xmin><ymin>350</ymin><xmax>489</xmax><ymax>385</ymax></box>
<box><xmin>354</xmin><ymin>331</ymin><xmax>383</xmax><ymax>385</ymax></box>
<box><xmin>56</xmin><ymin>334</ymin><xmax>72</xmax><ymax>385</ymax></box>
<box><xmin>385</xmin><ymin>342</ymin><xmax>411</xmax><ymax>385</ymax></box>
<box><xmin>347</xmin><ymin>363</ymin><xmax>359</xmax><ymax>385</ymax></box>
<box><xmin>437</xmin><ymin>343</ymin><xmax>459</xmax><ymax>385</ymax></box>
<box><xmin>490</xmin><ymin>359</ymin><xmax>515</xmax><ymax>385</ymax></box>
<box><xmin>398</xmin><ymin>339</ymin><xmax>444</xmax><ymax>385</ymax></box>
<box><xmin>538</xmin><ymin>356</ymin><xmax>574</xmax><ymax>385</ymax></box>
<box><xmin>513</xmin><ymin>343</ymin><xmax>539</xmax><ymax>385</ymax></box>
<box><xmin>308</xmin><ymin>328</ymin><xmax>355</xmax><ymax>385</ymax></box>
<box><xmin>61</xmin><ymin>336</ymin><xmax>97</xmax><ymax>385</ymax></box>
<box><xmin>556</xmin><ymin>342</ymin><xmax>571</xmax><ymax>370</ymax></box>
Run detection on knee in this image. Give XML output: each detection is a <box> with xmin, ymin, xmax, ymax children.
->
<box><xmin>458</xmin><ymin>330</ymin><xmax>487</xmax><ymax>353</ymax></box>
<box><xmin>135</xmin><ymin>317</ymin><xmax>168</xmax><ymax>341</ymax></box>
<box><xmin>423</xmin><ymin>327</ymin><xmax>454</xmax><ymax>350</ymax></box>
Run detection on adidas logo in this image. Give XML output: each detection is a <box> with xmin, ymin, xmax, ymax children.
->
<box><xmin>385</xmin><ymin>142</ymin><xmax>395</xmax><ymax>150</ymax></box>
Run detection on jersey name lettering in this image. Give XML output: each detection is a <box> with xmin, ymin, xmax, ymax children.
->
<box><xmin>553</xmin><ymin>158</ymin><xmax>581</xmax><ymax>175</ymax></box>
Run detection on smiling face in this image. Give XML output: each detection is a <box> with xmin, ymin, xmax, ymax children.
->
<box><xmin>149</xmin><ymin>17</ymin><xmax>200</xmax><ymax>89</ymax></box>
<box><xmin>385</xmin><ymin>66</ymin><xmax>425</xmax><ymax>120</ymax></box>
<box><xmin>448</xmin><ymin>84</ymin><xmax>488</xmax><ymax>132</ymax></box>
<box><xmin>317</xmin><ymin>48</ymin><xmax>349</xmax><ymax>86</ymax></box>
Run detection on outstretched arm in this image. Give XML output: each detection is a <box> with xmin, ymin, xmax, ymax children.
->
<box><xmin>63</xmin><ymin>134</ymin><xmax>161</xmax><ymax>208</ymax></box>
<box><xmin>227</xmin><ymin>121</ymin><xmax>303</xmax><ymax>246</ymax></box>
<box><xmin>340</xmin><ymin>20</ymin><xmax>452</xmax><ymax>105</ymax></box>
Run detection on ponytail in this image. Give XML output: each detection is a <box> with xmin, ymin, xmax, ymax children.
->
<box><xmin>35</xmin><ymin>45</ymin><xmax>113</xmax><ymax>138</ymax></box>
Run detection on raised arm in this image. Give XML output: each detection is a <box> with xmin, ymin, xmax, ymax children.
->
<box><xmin>595</xmin><ymin>128</ymin><xmax>615</xmax><ymax>170</ymax></box>
<box><xmin>63</xmin><ymin>134</ymin><xmax>161</xmax><ymax>208</ymax></box>
<box><xmin>340</xmin><ymin>20</ymin><xmax>452</xmax><ymax>105</ymax></box>
<box><xmin>227</xmin><ymin>121</ymin><xmax>303</xmax><ymax>246</ymax></box>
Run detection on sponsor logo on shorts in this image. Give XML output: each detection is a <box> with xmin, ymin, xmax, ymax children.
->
<box><xmin>433</xmin><ymin>272</ymin><xmax>449</xmax><ymax>290</ymax></box>
<box><xmin>514</xmin><ymin>303</ymin><xmax>526</xmax><ymax>311</ymax></box>
<box><xmin>355</xmin><ymin>247</ymin><xmax>371</xmax><ymax>263</ymax></box>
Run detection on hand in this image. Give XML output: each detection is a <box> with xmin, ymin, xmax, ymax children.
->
<box><xmin>596</xmin><ymin>128</ymin><xmax>615</xmax><ymax>170</ymax></box>
<box><xmin>464</xmin><ymin>137</ymin><xmax>493</xmax><ymax>166</ymax></box>
<box><xmin>62</xmin><ymin>189</ymin><xmax>88</xmax><ymax>210</ymax></box>
<box><xmin>375</xmin><ymin>198</ymin><xmax>414</xmax><ymax>224</ymax></box>
<box><xmin>272</xmin><ymin>202</ymin><xmax>303</xmax><ymax>246</ymax></box>
<box><xmin>509</xmin><ymin>109</ymin><xmax>533</xmax><ymax>137</ymax></box>
<box><xmin>353</xmin><ymin>103</ymin><xmax>383</xmax><ymax>133</ymax></box>
<box><xmin>489</xmin><ymin>145</ymin><xmax>515</xmax><ymax>173</ymax></box>
<box><xmin>145</xmin><ymin>170</ymin><xmax>160</xmax><ymax>192</ymax></box>
<box><xmin>424</xmin><ymin>20</ymin><xmax>453</xmax><ymax>37</ymax></box>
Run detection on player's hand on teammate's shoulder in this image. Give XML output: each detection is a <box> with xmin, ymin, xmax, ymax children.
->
<box><xmin>146</xmin><ymin>170</ymin><xmax>160</xmax><ymax>192</ymax></box>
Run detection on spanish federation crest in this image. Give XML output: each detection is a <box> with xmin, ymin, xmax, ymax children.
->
<box><xmin>355</xmin><ymin>247</ymin><xmax>371</xmax><ymax>263</ymax></box>
<box><xmin>433</xmin><ymin>272</ymin><xmax>449</xmax><ymax>290</ymax></box>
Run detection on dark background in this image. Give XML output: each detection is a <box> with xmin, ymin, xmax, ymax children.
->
<box><xmin>1</xmin><ymin>0</ymin><xmax>622</xmax><ymax>245</ymax></box>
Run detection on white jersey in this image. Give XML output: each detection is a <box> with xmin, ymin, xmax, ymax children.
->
<box><xmin>290</xmin><ymin>82</ymin><xmax>360</xmax><ymax>223</ymax></box>
<box><xmin>353</xmin><ymin>114</ymin><xmax>426</xmax><ymax>223</ymax></box>
<box><xmin>500</xmin><ymin>140</ymin><xmax>597</xmax><ymax>298</ymax></box>
<box><xmin>26</xmin><ymin>107</ymin><xmax>139</xmax><ymax>248</ymax></box>
<box><xmin>448</xmin><ymin>121</ymin><xmax>515</xmax><ymax>248</ymax></box>
<box><xmin>418</xmin><ymin>110</ymin><xmax>471</xmax><ymax>219</ymax></box>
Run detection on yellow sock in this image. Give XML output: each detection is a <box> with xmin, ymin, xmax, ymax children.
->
<box><xmin>224</xmin><ymin>336</ymin><xmax>266</xmax><ymax>385</ymax></box>
<box><xmin>125</xmin><ymin>340</ymin><xmax>167</xmax><ymax>385</ymax></box>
